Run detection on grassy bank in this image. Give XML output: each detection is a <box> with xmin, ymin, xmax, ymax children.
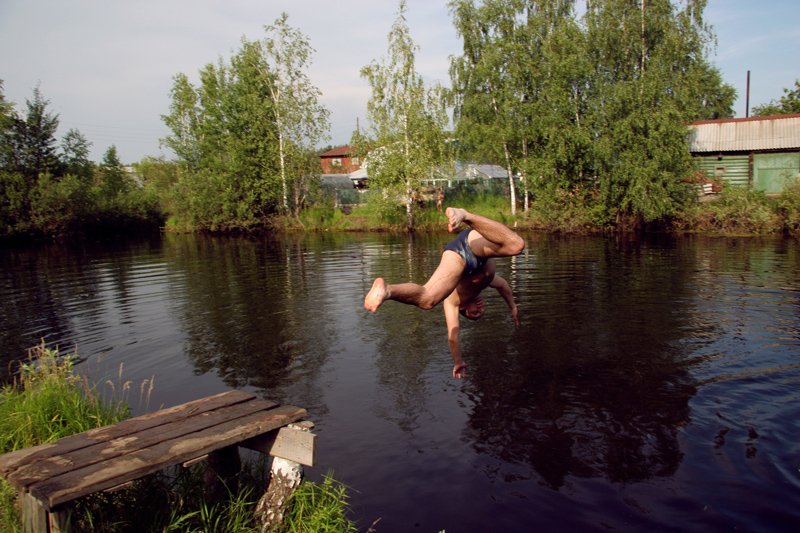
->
<box><xmin>279</xmin><ymin>182</ymin><xmax>800</xmax><ymax>236</ymax></box>
<box><xmin>0</xmin><ymin>344</ymin><xmax>357</xmax><ymax>533</ymax></box>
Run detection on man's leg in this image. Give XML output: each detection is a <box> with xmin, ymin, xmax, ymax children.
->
<box><xmin>446</xmin><ymin>207</ymin><xmax>524</xmax><ymax>258</ymax></box>
<box><xmin>365</xmin><ymin>251</ymin><xmax>464</xmax><ymax>312</ymax></box>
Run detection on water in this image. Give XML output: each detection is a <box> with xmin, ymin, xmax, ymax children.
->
<box><xmin>1</xmin><ymin>232</ymin><xmax>799</xmax><ymax>532</ymax></box>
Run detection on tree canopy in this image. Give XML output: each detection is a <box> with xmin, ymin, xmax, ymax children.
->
<box><xmin>160</xmin><ymin>18</ymin><xmax>329</xmax><ymax>229</ymax></box>
<box><xmin>446</xmin><ymin>0</ymin><xmax>736</xmax><ymax>225</ymax></box>
<box><xmin>752</xmin><ymin>79</ymin><xmax>800</xmax><ymax>117</ymax></box>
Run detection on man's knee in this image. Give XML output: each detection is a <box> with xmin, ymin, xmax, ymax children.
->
<box><xmin>508</xmin><ymin>234</ymin><xmax>525</xmax><ymax>256</ymax></box>
<box><xmin>418</xmin><ymin>297</ymin><xmax>437</xmax><ymax>310</ymax></box>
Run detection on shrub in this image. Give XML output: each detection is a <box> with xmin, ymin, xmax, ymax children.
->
<box><xmin>774</xmin><ymin>181</ymin><xmax>800</xmax><ymax>233</ymax></box>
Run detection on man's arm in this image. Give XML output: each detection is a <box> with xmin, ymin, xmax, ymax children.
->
<box><xmin>489</xmin><ymin>274</ymin><xmax>519</xmax><ymax>326</ymax></box>
<box><xmin>443</xmin><ymin>293</ymin><xmax>467</xmax><ymax>378</ymax></box>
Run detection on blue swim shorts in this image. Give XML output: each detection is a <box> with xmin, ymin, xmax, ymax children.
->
<box><xmin>444</xmin><ymin>229</ymin><xmax>487</xmax><ymax>276</ymax></box>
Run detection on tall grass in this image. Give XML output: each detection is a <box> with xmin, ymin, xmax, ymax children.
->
<box><xmin>0</xmin><ymin>344</ymin><xmax>357</xmax><ymax>533</ymax></box>
<box><xmin>0</xmin><ymin>341</ymin><xmax>130</xmax><ymax>454</ymax></box>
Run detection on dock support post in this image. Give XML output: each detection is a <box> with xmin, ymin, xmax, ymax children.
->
<box><xmin>205</xmin><ymin>445</ymin><xmax>242</xmax><ymax>503</ymax></box>
<box><xmin>19</xmin><ymin>491</ymin><xmax>50</xmax><ymax>533</ymax></box>
<box><xmin>254</xmin><ymin>421</ymin><xmax>313</xmax><ymax>532</ymax></box>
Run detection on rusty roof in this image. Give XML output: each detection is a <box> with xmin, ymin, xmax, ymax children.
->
<box><xmin>319</xmin><ymin>145</ymin><xmax>355</xmax><ymax>158</ymax></box>
<box><xmin>688</xmin><ymin>114</ymin><xmax>800</xmax><ymax>153</ymax></box>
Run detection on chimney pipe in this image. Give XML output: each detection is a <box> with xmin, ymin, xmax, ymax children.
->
<box><xmin>746</xmin><ymin>71</ymin><xmax>751</xmax><ymax>118</ymax></box>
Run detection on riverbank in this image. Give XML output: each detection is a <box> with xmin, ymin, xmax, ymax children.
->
<box><xmin>0</xmin><ymin>344</ymin><xmax>356</xmax><ymax>533</ymax></box>
<box><xmin>275</xmin><ymin>183</ymin><xmax>800</xmax><ymax>237</ymax></box>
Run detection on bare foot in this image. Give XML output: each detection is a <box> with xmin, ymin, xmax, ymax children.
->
<box><xmin>446</xmin><ymin>207</ymin><xmax>467</xmax><ymax>233</ymax></box>
<box><xmin>365</xmin><ymin>278</ymin><xmax>389</xmax><ymax>312</ymax></box>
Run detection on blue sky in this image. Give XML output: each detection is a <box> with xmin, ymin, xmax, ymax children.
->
<box><xmin>0</xmin><ymin>0</ymin><xmax>798</xmax><ymax>164</ymax></box>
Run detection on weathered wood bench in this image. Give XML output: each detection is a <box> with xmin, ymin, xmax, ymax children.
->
<box><xmin>0</xmin><ymin>390</ymin><xmax>316</xmax><ymax>533</ymax></box>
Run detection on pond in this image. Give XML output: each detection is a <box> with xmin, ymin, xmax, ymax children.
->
<box><xmin>1</xmin><ymin>231</ymin><xmax>799</xmax><ymax>532</ymax></box>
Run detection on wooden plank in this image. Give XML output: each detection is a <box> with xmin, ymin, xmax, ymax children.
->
<box><xmin>0</xmin><ymin>390</ymin><xmax>259</xmax><ymax>477</ymax></box>
<box><xmin>8</xmin><ymin>397</ymin><xmax>278</xmax><ymax>491</ymax></box>
<box><xmin>30</xmin><ymin>404</ymin><xmax>306</xmax><ymax>509</ymax></box>
<box><xmin>241</xmin><ymin>426</ymin><xmax>317</xmax><ymax>467</ymax></box>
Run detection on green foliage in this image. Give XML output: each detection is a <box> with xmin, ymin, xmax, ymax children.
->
<box><xmin>529</xmin><ymin>184</ymin><xmax>607</xmax><ymax>232</ymax></box>
<box><xmin>358</xmin><ymin>189</ymin><xmax>408</xmax><ymax>227</ymax></box>
<box><xmin>261</xmin><ymin>13</ymin><xmax>331</xmax><ymax>212</ymax></box>
<box><xmin>98</xmin><ymin>145</ymin><xmax>132</xmax><ymax>200</ymax></box>
<box><xmin>0</xmin><ymin>85</ymin><xmax>164</xmax><ymax>240</ymax></box>
<box><xmin>752</xmin><ymin>79</ymin><xmax>800</xmax><ymax>117</ymax></box>
<box><xmin>585</xmin><ymin>0</ymin><xmax>731</xmax><ymax>223</ymax></box>
<box><xmin>357</xmin><ymin>0</ymin><xmax>452</xmax><ymax>227</ymax></box>
<box><xmin>297</xmin><ymin>203</ymin><xmax>345</xmax><ymax>230</ymax></box>
<box><xmin>159</xmin><ymin>18</ymin><xmax>329</xmax><ymax>230</ymax></box>
<box><xmin>773</xmin><ymin>181</ymin><xmax>800</xmax><ymax>233</ymax></box>
<box><xmin>448</xmin><ymin>0</ymin><xmax>736</xmax><ymax>225</ymax></box>
<box><xmin>676</xmin><ymin>185</ymin><xmax>781</xmax><ymax>234</ymax></box>
<box><xmin>3</xmin><ymin>85</ymin><xmax>61</xmax><ymax>178</ymax></box>
<box><xmin>278</xmin><ymin>473</ymin><xmax>358</xmax><ymax>533</ymax></box>
<box><xmin>0</xmin><ymin>343</ymin><xmax>130</xmax><ymax>455</ymax></box>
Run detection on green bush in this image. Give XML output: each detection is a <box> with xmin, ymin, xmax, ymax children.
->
<box><xmin>774</xmin><ymin>181</ymin><xmax>800</xmax><ymax>233</ymax></box>
<box><xmin>704</xmin><ymin>185</ymin><xmax>780</xmax><ymax>234</ymax></box>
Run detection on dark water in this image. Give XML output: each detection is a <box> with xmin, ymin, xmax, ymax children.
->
<box><xmin>2</xmin><ymin>232</ymin><xmax>800</xmax><ymax>532</ymax></box>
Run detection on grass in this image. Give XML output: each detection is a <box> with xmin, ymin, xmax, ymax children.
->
<box><xmin>0</xmin><ymin>341</ymin><xmax>131</xmax><ymax>454</ymax></box>
<box><xmin>287</xmin><ymin>180</ymin><xmax>800</xmax><ymax>236</ymax></box>
<box><xmin>0</xmin><ymin>343</ymin><xmax>358</xmax><ymax>533</ymax></box>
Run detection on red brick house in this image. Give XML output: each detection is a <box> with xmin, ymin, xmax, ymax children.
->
<box><xmin>319</xmin><ymin>146</ymin><xmax>360</xmax><ymax>174</ymax></box>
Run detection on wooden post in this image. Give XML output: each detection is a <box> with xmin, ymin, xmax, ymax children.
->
<box><xmin>49</xmin><ymin>504</ymin><xmax>72</xmax><ymax>533</ymax></box>
<box><xmin>254</xmin><ymin>421</ymin><xmax>314</xmax><ymax>532</ymax></box>
<box><xmin>20</xmin><ymin>491</ymin><xmax>47</xmax><ymax>533</ymax></box>
<box><xmin>204</xmin><ymin>445</ymin><xmax>242</xmax><ymax>503</ymax></box>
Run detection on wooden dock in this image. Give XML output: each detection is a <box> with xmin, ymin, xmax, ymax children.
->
<box><xmin>0</xmin><ymin>390</ymin><xmax>316</xmax><ymax>533</ymax></box>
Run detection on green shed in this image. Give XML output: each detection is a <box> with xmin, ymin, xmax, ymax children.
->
<box><xmin>688</xmin><ymin>114</ymin><xmax>800</xmax><ymax>193</ymax></box>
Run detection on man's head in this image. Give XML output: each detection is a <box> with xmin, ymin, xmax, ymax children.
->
<box><xmin>459</xmin><ymin>294</ymin><xmax>486</xmax><ymax>320</ymax></box>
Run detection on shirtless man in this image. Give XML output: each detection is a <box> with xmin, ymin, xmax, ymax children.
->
<box><xmin>364</xmin><ymin>207</ymin><xmax>524</xmax><ymax>379</ymax></box>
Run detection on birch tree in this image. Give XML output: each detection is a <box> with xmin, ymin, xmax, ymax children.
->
<box><xmin>258</xmin><ymin>13</ymin><xmax>330</xmax><ymax>212</ymax></box>
<box><xmin>450</xmin><ymin>0</ymin><xmax>522</xmax><ymax>215</ymax></box>
<box><xmin>359</xmin><ymin>0</ymin><xmax>451</xmax><ymax>226</ymax></box>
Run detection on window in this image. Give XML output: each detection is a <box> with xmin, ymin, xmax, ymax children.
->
<box><xmin>331</xmin><ymin>158</ymin><xmax>342</xmax><ymax>167</ymax></box>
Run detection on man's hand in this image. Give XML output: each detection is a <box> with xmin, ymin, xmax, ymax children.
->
<box><xmin>510</xmin><ymin>303</ymin><xmax>519</xmax><ymax>326</ymax></box>
<box><xmin>453</xmin><ymin>363</ymin><xmax>467</xmax><ymax>379</ymax></box>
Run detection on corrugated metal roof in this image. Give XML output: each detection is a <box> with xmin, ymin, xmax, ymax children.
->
<box><xmin>688</xmin><ymin>114</ymin><xmax>800</xmax><ymax>152</ymax></box>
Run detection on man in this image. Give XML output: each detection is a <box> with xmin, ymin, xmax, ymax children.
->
<box><xmin>364</xmin><ymin>207</ymin><xmax>524</xmax><ymax>378</ymax></box>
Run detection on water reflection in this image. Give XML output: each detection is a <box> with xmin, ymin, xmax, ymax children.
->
<box><xmin>2</xmin><ymin>232</ymin><xmax>800</xmax><ymax>530</ymax></box>
<box><xmin>161</xmin><ymin>233</ymin><xmax>360</xmax><ymax>412</ymax></box>
<box><xmin>449</xmin><ymin>236</ymin><xmax>697</xmax><ymax>488</ymax></box>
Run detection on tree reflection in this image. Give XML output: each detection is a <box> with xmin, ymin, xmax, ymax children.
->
<box><xmin>0</xmin><ymin>237</ymin><xmax>163</xmax><ymax>380</ymax></box>
<box><xmin>462</xmin><ymin>234</ymin><xmax>703</xmax><ymax>488</ymax></box>
<box><xmin>166</xmin><ymin>233</ymin><xmax>342</xmax><ymax>411</ymax></box>
<box><xmin>363</xmin><ymin>234</ymin><xmax>447</xmax><ymax>432</ymax></box>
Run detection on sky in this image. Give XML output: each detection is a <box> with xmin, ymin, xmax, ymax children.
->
<box><xmin>0</xmin><ymin>0</ymin><xmax>798</xmax><ymax>165</ymax></box>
